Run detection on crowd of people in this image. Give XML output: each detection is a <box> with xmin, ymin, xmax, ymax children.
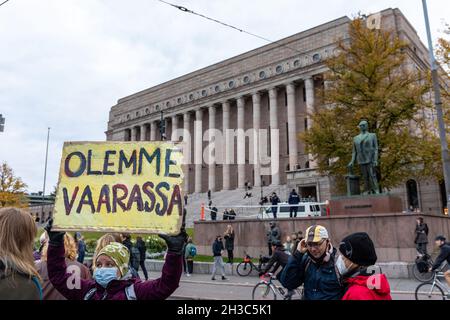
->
<box><xmin>1</xmin><ymin>205</ymin><xmax>449</xmax><ymax>301</ymax></box>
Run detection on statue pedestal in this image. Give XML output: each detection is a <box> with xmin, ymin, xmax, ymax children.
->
<box><xmin>329</xmin><ymin>194</ymin><xmax>403</xmax><ymax>216</ymax></box>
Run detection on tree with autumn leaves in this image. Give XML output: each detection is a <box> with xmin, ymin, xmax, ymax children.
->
<box><xmin>302</xmin><ymin>17</ymin><xmax>443</xmax><ymax>193</ymax></box>
<box><xmin>0</xmin><ymin>162</ymin><xmax>28</xmax><ymax>207</ymax></box>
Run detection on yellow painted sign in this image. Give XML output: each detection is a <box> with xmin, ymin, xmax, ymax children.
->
<box><xmin>53</xmin><ymin>141</ymin><xmax>184</xmax><ymax>234</ymax></box>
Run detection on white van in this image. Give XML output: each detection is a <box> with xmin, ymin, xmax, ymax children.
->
<box><xmin>258</xmin><ymin>202</ymin><xmax>322</xmax><ymax>219</ymax></box>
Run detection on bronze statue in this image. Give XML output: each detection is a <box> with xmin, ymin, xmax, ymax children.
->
<box><xmin>348</xmin><ymin>120</ymin><xmax>380</xmax><ymax>194</ymax></box>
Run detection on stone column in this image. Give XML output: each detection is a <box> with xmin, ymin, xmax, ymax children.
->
<box><xmin>286</xmin><ymin>82</ymin><xmax>298</xmax><ymax>171</ymax></box>
<box><xmin>269</xmin><ymin>87</ymin><xmax>280</xmax><ymax>185</ymax></box>
<box><xmin>194</xmin><ymin>108</ymin><xmax>203</xmax><ymax>193</ymax></box>
<box><xmin>222</xmin><ymin>101</ymin><xmax>231</xmax><ymax>190</ymax></box>
<box><xmin>183</xmin><ymin>112</ymin><xmax>191</xmax><ymax>194</ymax></box>
<box><xmin>207</xmin><ymin>105</ymin><xmax>216</xmax><ymax>192</ymax></box>
<box><xmin>252</xmin><ymin>92</ymin><xmax>261</xmax><ymax>188</ymax></box>
<box><xmin>304</xmin><ymin>77</ymin><xmax>316</xmax><ymax>167</ymax></box>
<box><xmin>171</xmin><ymin>115</ymin><xmax>179</xmax><ymax>141</ymax></box>
<box><xmin>140</xmin><ymin>124</ymin><xmax>146</xmax><ymax>141</ymax></box>
<box><xmin>150</xmin><ymin>121</ymin><xmax>157</xmax><ymax>141</ymax></box>
<box><xmin>131</xmin><ymin>127</ymin><xmax>137</xmax><ymax>141</ymax></box>
<box><xmin>237</xmin><ymin>96</ymin><xmax>245</xmax><ymax>189</ymax></box>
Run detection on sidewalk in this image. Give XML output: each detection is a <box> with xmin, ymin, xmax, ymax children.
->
<box><xmin>141</xmin><ymin>270</ymin><xmax>423</xmax><ymax>300</ymax></box>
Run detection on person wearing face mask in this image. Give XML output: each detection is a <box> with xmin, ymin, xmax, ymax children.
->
<box><xmin>280</xmin><ymin>225</ymin><xmax>345</xmax><ymax>300</ymax></box>
<box><xmin>338</xmin><ymin>232</ymin><xmax>392</xmax><ymax>300</ymax></box>
<box><xmin>45</xmin><ymin>219</ymin><xmax>187</xmax><ymax>300</ymax></box>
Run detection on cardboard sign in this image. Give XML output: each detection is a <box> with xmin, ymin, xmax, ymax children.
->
<box><xmin>53</xmin><ymin>141</ymin><xmax>184</xmax><ymax>234</ymax></box>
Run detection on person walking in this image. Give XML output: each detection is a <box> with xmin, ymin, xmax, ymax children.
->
<box><xmin>36</xmin><ymin>233</ymin><xmax>91</xmax><ymax>300</ymax></box>
<box><xmin>184</xmin><ymin>237</ymin><xmax>196</xmax><ymax>276</ymax></box>
<box><xmin>338</xmin><ymin>232</ymin><xmax>392</xmax><ymax>300</ymax></box>
<box><xmin>269</xmin><ymin>192</ymin><xmax>281</xmax><ymax>219</ymax></box>
<box><xmin>211</xmin><ymin>235</ymin><xmax>227</xmax><ymax>281</ymax></box>
<box><xmin>136</xmin><ymin>237</ymin><xmax>149</xmax><ymax>281</ymax></box>
<box><xmin>266</xmin><ymin>222</ymin><xmax>281</xmax><ymax>256</ymax></box>
<box><xmin>75</xmin><ymin>232</ymin><xmax>86</xmax><ymax>264</ymax></box>
<box><xmin>414</xmin><ymin>217</ymin><xmax>429</xmax><ymax>256</ymax></box>
<box><xmin>280</xmin><ymin>225</ymin><xmax>345</xmax><ymax>300</ymax></box>
<box><xmin>45</xmin><ymin>219</ymin><xmax>187</xmax><ymax>300</ymax></box>
<box><xmin>0</xmin><ymin>208</ymin><xmax>43</xmax><ymax>300</ymax></box>
<box><xmin>288</xmin><ymin>189</ymin><xmax>300</xmax><ymax>218</ymax></box>
<box><xmin>224</xmin><ymin>225</ymin><xmax>235</xmax><ymax>264</ymax></box>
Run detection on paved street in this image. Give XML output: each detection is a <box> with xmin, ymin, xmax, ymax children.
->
<box><xmin>143</xmin><ymin>271</ymin><xmax>420</xmax><ymax>300</ymax></box>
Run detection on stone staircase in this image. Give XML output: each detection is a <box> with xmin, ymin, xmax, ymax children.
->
<box><xmin>184</xmin><ymin>184</ymin><xmax>289</xmax><ymax>227</ymax></box>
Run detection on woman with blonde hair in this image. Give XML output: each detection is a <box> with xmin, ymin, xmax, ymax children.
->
<box><xmin>223</xmin><ymin>225</ymin><xmax>235</xmax><ymax>264</ymax></box>
<box><xmin>0</xmin><ymin>207</ymin><xmax>42</xmax><ymax>299</ymax></box>
<box><xmin>36</xmin><ymin>232</ymin><xmax>91</xmax><ymax>300</ymax></box>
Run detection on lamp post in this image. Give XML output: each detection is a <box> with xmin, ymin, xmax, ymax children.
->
<box><xmin>41</xmin><ymin>127</ymin><xmax>50</xmax><ymax>220</ymax></box>
<box><xmin>422</xmin><ymin>0</ymin><xmax>450</xmax><ymax>210</ymax></box>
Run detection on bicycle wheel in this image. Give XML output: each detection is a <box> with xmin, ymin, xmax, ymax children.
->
<box><xmin>412</xmin><ymin>265</ymin><xmax>435</xmax><ymax>283</ymax></box>
<box><xmin>415</xmin><ymin>282</ymin><xmax>446</xmax><ymax>300</ymax></box>
<box><xmin>252</xmin><ymin>283</ymin><xmax>277</xmax><ymax>300</ymax></box>
<box><xmin>236</xmin><ymin>262</ymin><xmax>253</xmax><ymax>276</ymax></box>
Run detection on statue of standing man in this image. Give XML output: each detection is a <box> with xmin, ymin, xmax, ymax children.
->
<box><xmin>348</xmin><ymin>120</ymin><xmax>380</xmax><ymax>194</ymax></box>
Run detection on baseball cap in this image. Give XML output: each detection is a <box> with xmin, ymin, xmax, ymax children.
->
<box><xmin>305</xmin><ymin>225</ymin><xmax>329</xmax><ymax>243</ymax></box>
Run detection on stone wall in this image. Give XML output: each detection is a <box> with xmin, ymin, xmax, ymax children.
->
<box><xmin>193</xmin><ymin>213</ymin><xmax>450</xmax><ymax>262</ymax></box>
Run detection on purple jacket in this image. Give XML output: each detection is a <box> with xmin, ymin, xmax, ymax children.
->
<box><xmin>47</xmin><ymin>243</ymin><xmax>182</xmax><ymax>300</ymax></box>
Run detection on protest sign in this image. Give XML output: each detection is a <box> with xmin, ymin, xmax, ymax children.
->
<box><xmin>53</xmin><ymin>141</ymin><xmax>184</xmax><ymax>234</ymax></box>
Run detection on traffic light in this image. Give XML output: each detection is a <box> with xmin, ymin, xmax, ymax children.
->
<box><xmin>0</xmin><ymin>114</ymin><xmax>5</xmax><ymax>132</ymax></box>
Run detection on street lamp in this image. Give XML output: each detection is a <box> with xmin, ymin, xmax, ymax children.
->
<box><xmin>422</xmin><ymin>0</ymin><xmax>450</xmax><ymax>209</ymax></box>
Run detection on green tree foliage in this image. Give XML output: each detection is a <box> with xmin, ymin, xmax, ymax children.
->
<box><xmin>302</xmin><ymin>17</ymin><xmax>441</xmax><ymax>192</ymax></box>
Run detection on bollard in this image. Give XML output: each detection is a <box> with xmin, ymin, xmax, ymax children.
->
<box><xmin>200</xmin><ymin>203</ymin><xmax>205</xmax><ymax>220</ymax></box>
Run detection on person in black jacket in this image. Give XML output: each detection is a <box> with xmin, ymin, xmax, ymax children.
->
<box><xmin>429</xmin><ymin>235</ymin><xmax>450</xmax><ymax>287</ymax></box>
<box><xmin>414</xmin><ymin>217</ymin><xmax>429</xmax><ymax>255</ymax></box>
<box><xmin>288</xmin><ymin>189</ymin><xmax>300</xmax><ymax>218</ymax></box>
<box><xmin>269</xmin><ymin>193</ymin><xmax>281</xmax><ymax>219</ymax></box>
<box><xmin>259</xmin><ymin>241</ymin><xmax>289</xmax><ymax>279</ymax></box>
<box><xmin>211</xmin><ymin>235</ymin><xmax>227</xmax><ymax>280</ymax></box>
<box><xmin>280</xmin><ymin>225</ymin><xmax>345</xmax><ymax>300</ymax></box>
<box><xmin>136</xmin><ymin>237</ymin><xmax>148</xmax><ymax>280</ymax></box>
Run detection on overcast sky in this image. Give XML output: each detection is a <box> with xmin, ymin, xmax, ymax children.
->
<box><xmin>0</xmin><ymin>0</ymin><xmax>448</xmax><ymax>194</ymax></box>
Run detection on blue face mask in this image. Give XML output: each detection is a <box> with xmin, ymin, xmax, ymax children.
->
<box><xmin>93</xmin><ymin>267</ymin><xmax>119</xmax><ymax>288</ymax></box>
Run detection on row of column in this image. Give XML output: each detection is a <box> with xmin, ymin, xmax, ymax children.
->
<box><xmin>126</xmin><ymin>77</ymin><xmax>316</xmax><ymax>194</ymax></box>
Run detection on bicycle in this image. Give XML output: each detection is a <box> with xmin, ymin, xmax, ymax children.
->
<box><xmin>412</xmin><ymin>254</ymin><xmax>447</xmax><ymax>283</ymax></box>
<box><xmin>236</xmin><ymin>252</ymin><xmax>269</xmax><ymax>276</ymax></box>
<box><xmin>252</xmin><ymin>273</ymin><xmax>303</xmax><ymax>300</ymax></box>
<box><xmin>415</xmin><ymin>271</ymin><xmax>450</xmax><ymax>300</ymax></box>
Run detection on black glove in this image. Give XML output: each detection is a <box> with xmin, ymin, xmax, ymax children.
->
<box><xmin>159</xmin><ymin>227</ymin><xmax>188</xmax><ymax>256</ymax></box>
<box><xmin>44</xmin><ymin>218</ymin><xmax>65</xmax><ymax>246</ymax></box>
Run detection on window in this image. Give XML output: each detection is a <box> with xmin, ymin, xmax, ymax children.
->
<box><xmin>215</xmin><ymin>85</ymin><xmax>221</xmax><ymax>93</ymax></box>
<box><xmin>177</xmin><ymin>97</ymin><xmax>182</xmax><ymax>104</ymax></box>
<box><xmin>284</xmin><ymin>91</ymin><xmax>287</xmax><ymax>106</ymax></box>
<box><xmin>304</xmin><ymin>118</ymin><xmax>308</xmax><ymax>130</ymax></box>
<box><xmin>276</xmin><ymin>65</ymin><xmax>283</xmax><ymax>74</ymax></box>
<box><xmin>155</xmin><ymin>104</ymin><xmax>160</xmax><ymax>111</ymax></box>
<box><xmin>189</xmin><ymin>94</ymin><xmax>194</xmax><ymax>101</ymax></box>
<box><xmin>136</xmin><ymin>111</ymin><xmax>139</xmax><ymax>117</ymax></box>
<box><xmin>145</xmin><ymin>108</ymin><xmax>149</xmax><ymax>114</ymax></box>
<box><xmin>312</xmin><ymin>53</ymin><xmax>321</xmax><ymax>62</ymax></box>
<box><xmin>293</xmin><ymin>59</ymin><xmax>300</xmax><ymax>67</ymax></box>
<box><xmin>243</xmin><ymin>76</ymin><xmax>250</xmax><ymax>84</ymax></box>
<box><xmin>228</xmin><ymin>80</ymin><xmax>235</xmax><ymax>88</ymax></box>
<box><xmin>259</xmin><ymin>71</ymin><xmax>266</xmax><ymax>79</ymax></box>
<box><xmin>302</xmin><ymin>86</ymin><xmax>306</xmax><ymax>102</ymax></box>
<box><xmin>201</xmin><ymin>90</ymin><xmax>207</xmax><ymax>97</ymax></box>
<box><xmin>298</xmin><ymin>206</ymin><xmax>305</xmax><ymax>213</ymax></box>
<box><xmin>406</xmin><ymin>179</ymin><xmax>419</xmax><ymax>210</ymax></box>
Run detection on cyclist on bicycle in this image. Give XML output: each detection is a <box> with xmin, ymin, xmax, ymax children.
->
<box><xmin>259</xmin><ymin>241</ymin><xmax>289</xmax><ymax>279</ymax></box>
<box><xmin>429</xmin><ymin>235</ymin><xmax>450</xmax><ymax>287</ymax></box>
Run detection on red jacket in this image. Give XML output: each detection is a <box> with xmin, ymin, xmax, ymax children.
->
<box><xmin>342</xmin><ymin>274</ymin><xmax>392</xmax><ymax>300</ymax></box>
